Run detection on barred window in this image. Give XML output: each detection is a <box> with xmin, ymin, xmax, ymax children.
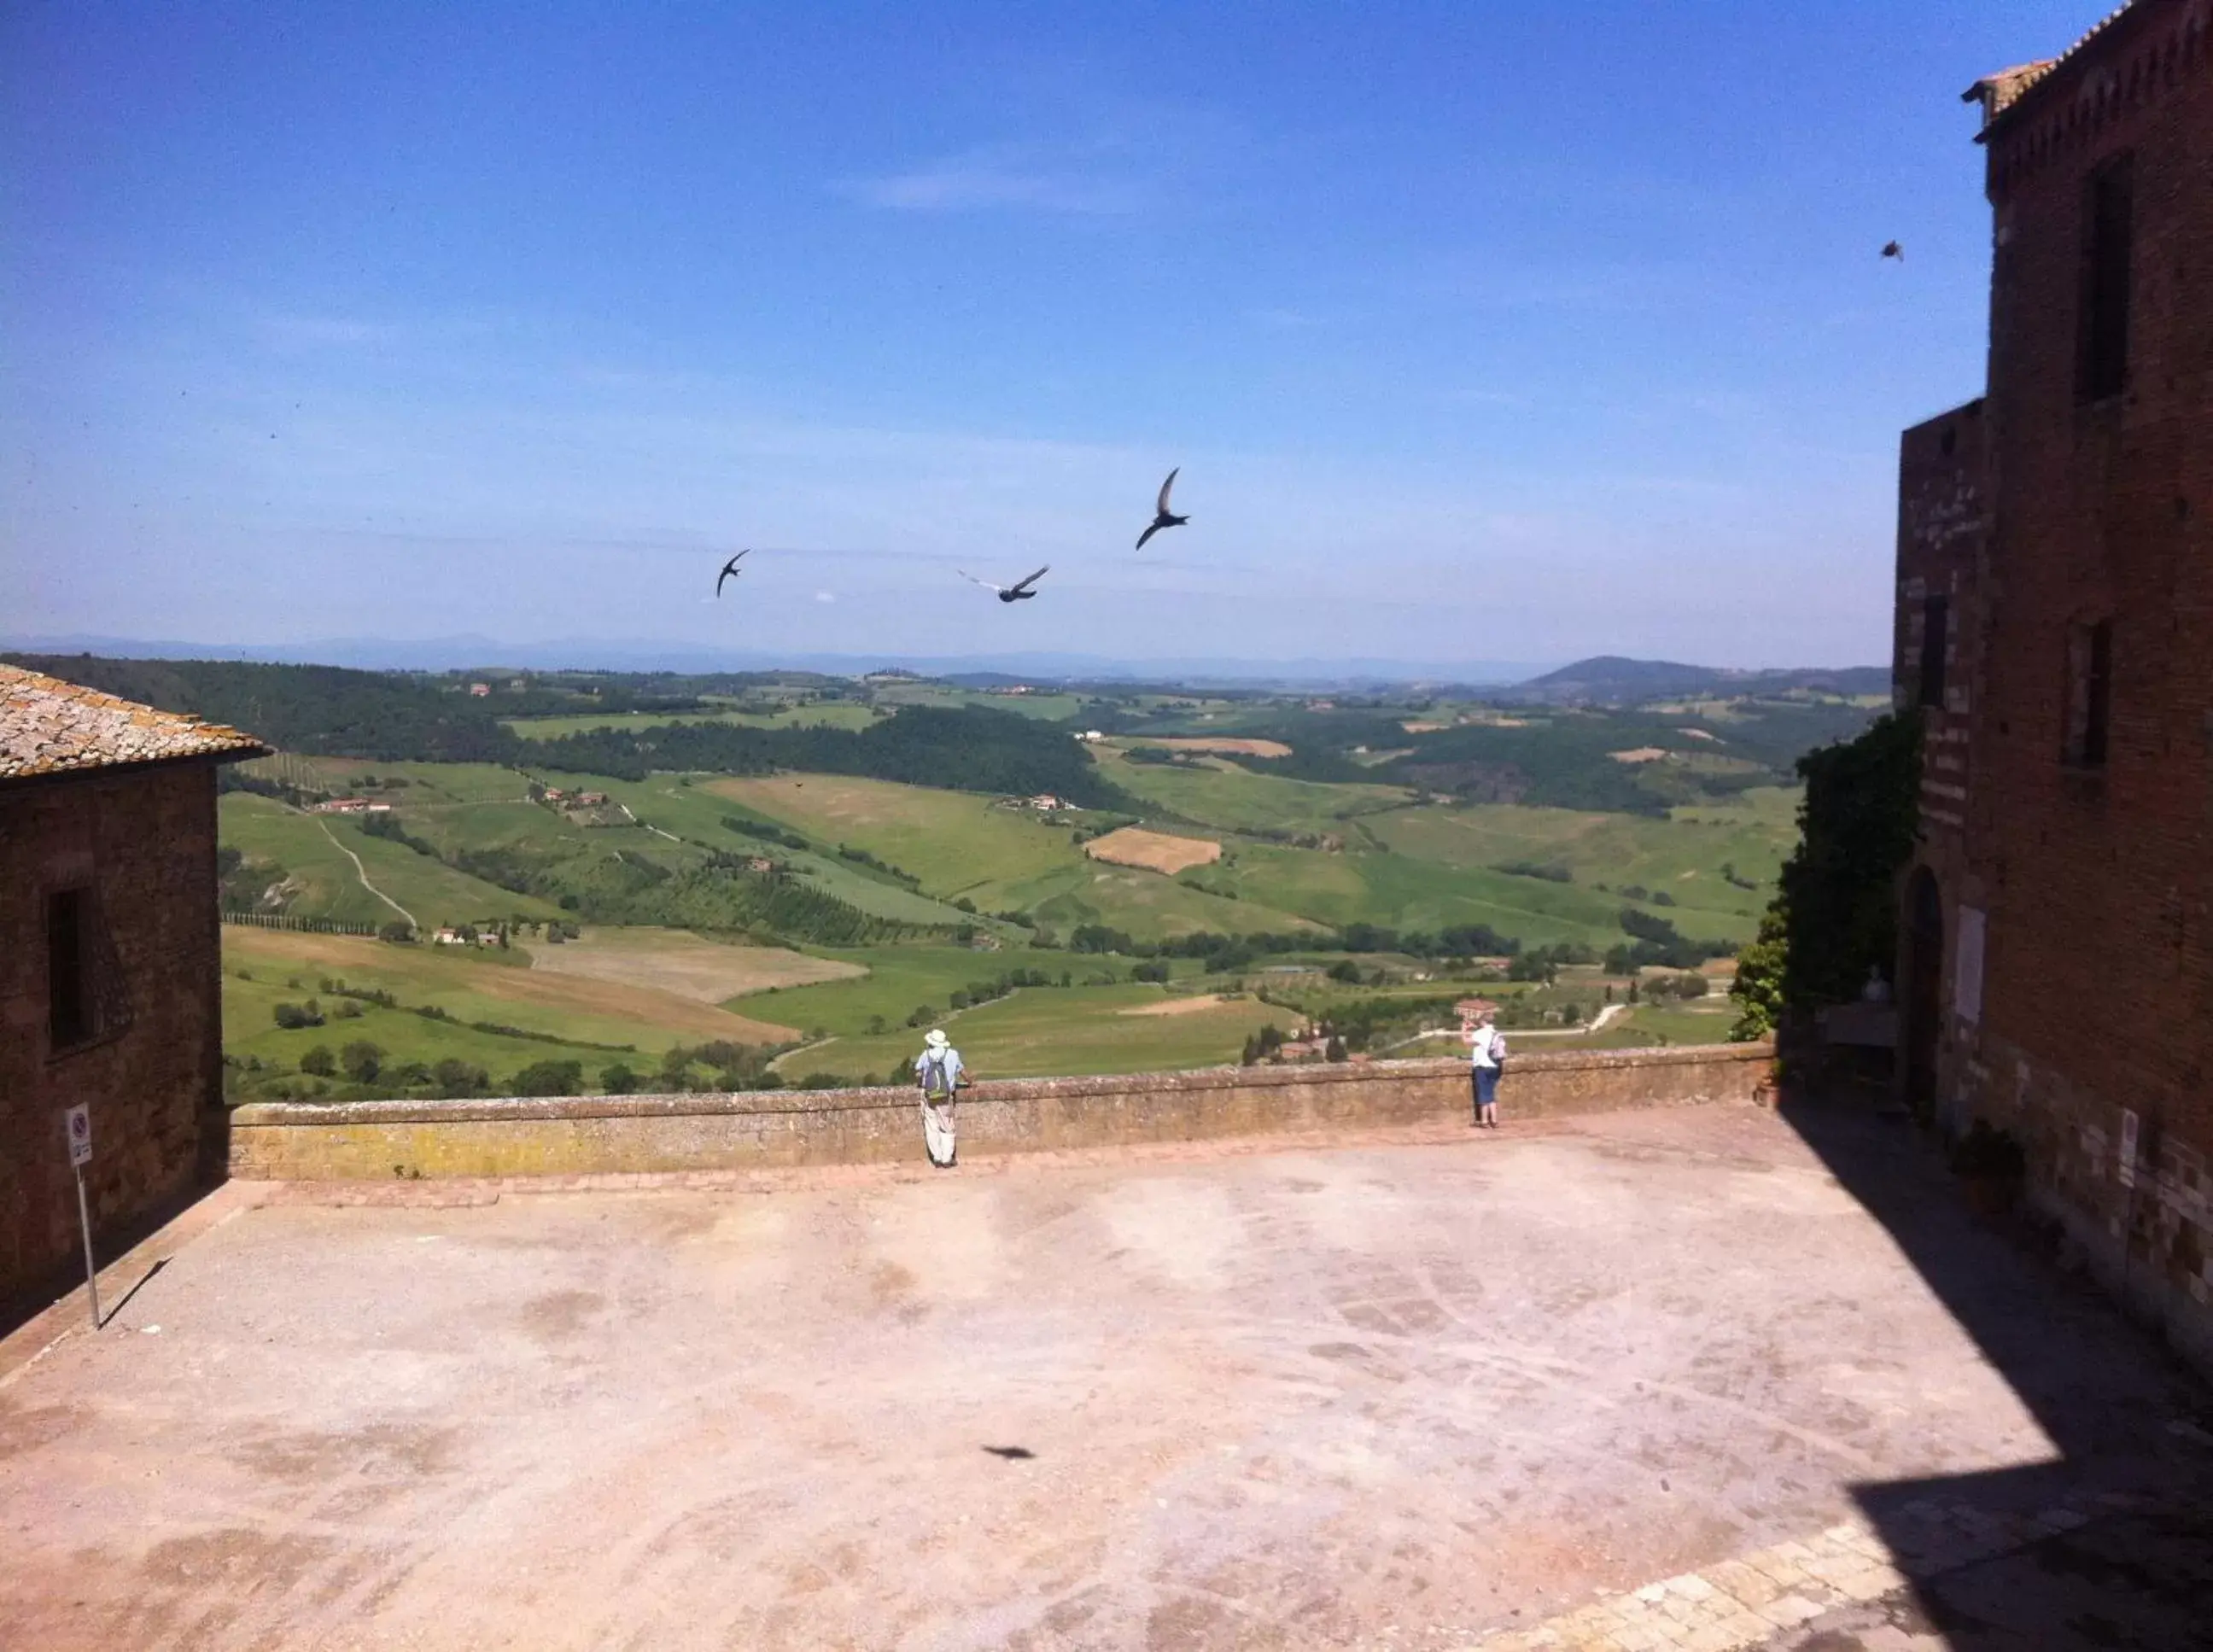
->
<box><xmin>2076</xmin><ymin>155</ymin><xmax>2133</xmax><ymax>403</ymax></box>
<box><xmin>2063</xmin><ymin>619</ymin><xmax>2113</xmax><ymax>770</ymax></box>
<box><xmin>1918</xmin><ymin>595</ymin><xmax>1950</xmax><ymax>709</ymax></box>
<box><xmin>46</xmin><ymin>886</ymin><xmax>132</xmax><ymax>1055</ymax></box>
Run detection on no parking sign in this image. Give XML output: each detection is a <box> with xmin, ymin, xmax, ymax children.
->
<box><xmin>66</xmin><ymin>1104</ymin><xmax>91</xmax><ymax>1167</ymax></box>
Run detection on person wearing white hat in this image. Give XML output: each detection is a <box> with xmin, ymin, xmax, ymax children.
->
<box><xmin>914</xmin><ymin>1028</ymin><xmax>967</xmax><ymax>1168</ymax></box>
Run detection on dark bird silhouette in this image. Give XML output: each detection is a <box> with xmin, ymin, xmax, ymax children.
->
<box><xmin>1135</xmin><ymin>468</ymin><xmax>1188</xmax><ymax>550</ymax></box>
<box><xmin>1880</xmin><ymin>241</ymin><xmax>1904</xmax><ymax>261</ymax></box>
<box><xmin>715</xmin><ymin>550</ymin><xmax>750</xmax><ymax>597</ymax></box>
<box><xmin>982</xmin><ymin>1445</ymin><xmax>1036</xmax><ymax>1461</ymax></box>
<box><xmin>960</xmin><ymin>565</ymin><xmax>1049</xmax><ymax>603</ymax></box>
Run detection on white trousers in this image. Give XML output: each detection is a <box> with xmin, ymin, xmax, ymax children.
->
<box><xmin>920</xmin><ymin>1095</ymin><xmax>956</xmax><ymax>1166</ymax></box>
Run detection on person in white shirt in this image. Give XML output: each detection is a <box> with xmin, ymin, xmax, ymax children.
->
<box><xmin>913</xmin><ymin>1028</ymin><xmax>967</xmax><ymax>1168</ymax></box>
<box><xmin>1465</xmin><ymin>1009</ymin><xmax>1505</xmax><ymax>1129</ymax></box>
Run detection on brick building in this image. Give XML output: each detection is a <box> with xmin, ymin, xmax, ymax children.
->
<box><xmin>1</xmin><ymin>665</ymin><xmax>265</xmax><ymax>1315</ymax></box>
<box><xmin>1898</xmin><ymin>1</ymin><xmax>2212</xmax><ymax>1373</ymax></box>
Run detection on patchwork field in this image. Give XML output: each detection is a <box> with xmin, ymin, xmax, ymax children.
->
<box><xmin>219</xmin><ymin>795</ymin><xmax>568</xmax><ymax>930</ymax></box>
<box><xmin>1083</xmin><ymin>826</ymin><xmax>1223</xmax><ymax>874</ymax></box>
<box><xmin>221</xmin><ymin>927</ymin><xmax>799</xmax><ymax>1086</ymax></box>
<box><xmin>708</xmin><ymin>773</ymin><xmax>1073</xmax><ymax>897</ymax></box>
<box><xmin>1098</xmin><ymin>748</ymin><xmax>1415</xmax><ymax>836</ymax></box>
<box><xmin>738</xmin><ymin>945</ymin><xmax>1061</xmax><ymax>1037</ymax></box>
<box><xmin>774</xmin><ymin>983</ymin><xmax>1284</xmax><ymax>1083</ymax></box>
<box><xmin>526</xmin><ymin>926</ymin><xmax>863</xmax><ymax>1001</ymax></box>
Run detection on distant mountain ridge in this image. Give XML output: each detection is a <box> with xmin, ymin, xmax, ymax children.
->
<box><xmin>1509</xmin><ymin>656</ymin><xmax>1889</xmax><ymax>704</ymax></box>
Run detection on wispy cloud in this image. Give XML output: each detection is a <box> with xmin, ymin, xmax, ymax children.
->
<box><xmin>842</xmin><ymin>142</ymin><xmax>1148</xmax><ymax>215</ymax></box>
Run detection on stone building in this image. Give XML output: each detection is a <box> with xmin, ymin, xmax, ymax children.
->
<box><xmin>1899</xmin><ymin>1</ymin><xmax>2212</xmax><ymax>1372</ymax></box>
<box><xmin>1</xmin><ymin>665</ymin><xmax>265</xmax><ymax>1315</ymax></box>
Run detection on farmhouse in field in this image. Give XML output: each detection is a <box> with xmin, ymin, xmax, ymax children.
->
<box><xmin>0</xmin><ymin>665</ymin><xmax>266</xmax><ymax>1315</ymax></box>
<box><xmin>1896</xmin><ymin>3</ymin><xmax>2213</xmax><ymax>1374</ymax></box>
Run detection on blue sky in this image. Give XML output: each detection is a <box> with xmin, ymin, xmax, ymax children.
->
<box><xmin>2</xmin><ymin>2</ymin><xmax>2099</xmax><ymax>671</ymax></box>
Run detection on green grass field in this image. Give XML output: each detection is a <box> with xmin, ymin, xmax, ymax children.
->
<box><xmin>734</xmin><ymin>944</ymin><xmax>1057</xmax><ymax>1036</ymax></box>
<box><xmin>708</xmin><ymin>773</ymin><xmax>1076</xmax><ymax>896</ymax></box>
<box><xmin>1363</xmin><ymin>790</ymin><xmax>1796</xmax><ymax>931</ymax></box>
<box><xmin>220</xmin><ymin>925</ymin><xmax>801</xmax><ymax>1095</ymax></box>
<box><xmin>1097</xmin><ymin>747</ymin><xmax>1414</xmax><ymax>835</ymax></box>
<box><xmin>708</xmin><ymin>773</ymin><xmax>1330</xmax><ymax>941</ymax></box>
<box><xmin>567</xmin><ymin>774</ymin><xmax>994</xmax><ymax>928</ymax></box>
<box><xmin>219</xmin><ymin>795</ymin><xmax>569</xmax><ymax>930</ymax></box>
<box><xmin>774</xmin><ymin>982</ymin><xmax>1284</xmax><ymax>1083</ymax></box>
<box><xmin>864</xmin><ymin>685</ymin><xmax>1085</xmax><ymax>721</ymax></box>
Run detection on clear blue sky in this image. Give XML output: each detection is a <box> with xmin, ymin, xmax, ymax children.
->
<box><xmin>2</xmin><ymin>2</ymin><xmax>2099</xmax><ymax>670</ymax></box>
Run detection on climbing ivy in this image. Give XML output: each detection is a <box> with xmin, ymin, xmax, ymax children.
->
<box><xmin>1730</xmin><ymin>711</ymin><xmax>1922</xmax><ymax>1040</ymax></box>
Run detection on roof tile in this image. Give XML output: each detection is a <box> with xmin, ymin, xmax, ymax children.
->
<box><xmin>0</xmin><ymin>664</ymin><xmax>268</xmax><ymax>782</ymax></box>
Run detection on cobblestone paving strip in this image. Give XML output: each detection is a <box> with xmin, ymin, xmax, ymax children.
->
<box><xmin>1469</xmin><ymin>1488</ymin><xmax>2138</xmax><ymax>1650</ymax></box>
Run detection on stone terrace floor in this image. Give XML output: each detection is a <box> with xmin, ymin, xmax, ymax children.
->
<box><xmin>3</xmin><ymin>1100</ymin><xmax>2209</xmax><ymax>1650</ymax></box>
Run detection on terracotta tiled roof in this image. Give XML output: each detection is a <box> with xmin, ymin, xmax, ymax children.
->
<box><xmin>1965</xmin><ymin>3</ymin><xmax>2151</xmax><ymax>134</ymax></box>
<box><xmin>0</xmin><ymin>665</ymin><xmax>267</xmax><ymax>782</ymax></box>
<box><xmin>1963</xmin><ymin>60</ymin><xmax>2063</xmax><ymax>126</ymax></box>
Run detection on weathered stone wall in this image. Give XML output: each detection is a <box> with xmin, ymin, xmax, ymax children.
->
<box><xmin>0</xmin><ymin>763</ymin><xmax>226</xmax><ymax>1311</ymax></box>
<box><xmin>227</xmin><ymin>1043</ymin><xmax>1773</xmax><ymax>1182</ymax></box>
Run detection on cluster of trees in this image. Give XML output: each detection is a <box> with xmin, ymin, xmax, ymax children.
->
<box><xmin>1603</xmin><ymin>908</ymin><xmax>1733</xmax><ymax>974</ymax></box>
<box><xmin>443</xmin><ymin>839</ymin><xmax>914</xmax><ymax>947</ymax></box>
<box><xmin>10</xmin><ymin>655</ymin><xmax>524</xmax><ymax>763</ymax></box>
<box><xmin>1067</xmin><ymin>926</ymin><xmax>1313</xmax><ymax>973</ymax></box>
<box><xmin>1730</xmin><ymin>713</ymin><xmax>1921</xmax><ymax>1042</ymax></box>
<box><xmin>835</xmin><ymin>843</ymin><xmax>920</xmax><ymax>888</ymax></box>
<box><xmin>890</xmin><ymin>966</ymin><xmax>1069</xmax><ymax>1032</ymax></box>
<box><xmin>216</xmin><ymin>845</ymin><xmax>281</xmax><ymax>911</ymax></box>
<box><xmin>1494</xmin><ymin>860</ymin><xmax>1573</xmax><ymax>884</ymax></box>
<box><xmin>721</xmin><ymin>815</ymin><xmax>809</xmax><ymax>851</ymax></box>
<box><xmin>356</xmin><ymin>811</ymin><xmax>441</xmax><ymax>858</ymax></box>
<box><xmin>1504</xmin><ymin>942</ymin><xmax>1601</xmax><ymax>983</ymax></box>
<box><xmin>535</xmin><ymin>704</ymin><xmax>1124</xmax><ymax>806</ymax></box>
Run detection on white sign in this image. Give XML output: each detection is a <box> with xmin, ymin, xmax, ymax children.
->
<box><xmin>1953</xmin><ymin>906</ymin><xmax>1987</xmax><ymax>1026</ymax></box>
<box><xmin>2118</xmin><ymin>1108</ymin><xmax>2140</xmax><ymax>1189</ymax></box>
<box><xmin>65</xmin><ymin>1104</ymin><xmax>92</xmax><ymax>1168</ymax></box>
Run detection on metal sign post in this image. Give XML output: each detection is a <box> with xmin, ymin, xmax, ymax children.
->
<box><xmin>65</xmin><ymin>1105</ymin><xmax>99</xmax><ymax>1329</ymax></box>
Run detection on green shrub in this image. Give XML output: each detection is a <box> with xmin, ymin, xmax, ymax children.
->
<box><xmin>299</xmin><ymin>1045</ymin><xmax>336</xmax><ymax>1077</ymax></box>
<box><xmin>511</xmin><ymin>1059</ymin><xmax>584</xmax><ymax>1097</ymax></box>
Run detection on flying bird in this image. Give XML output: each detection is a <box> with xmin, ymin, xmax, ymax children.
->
<box><xmin>960</xmin><ymin>565</ymin><xmax>1050</xmax><ymax>603</ymax></box>
<box><xmin>1880</xmin><ymin>241</ymin><xmax>1904</xmax><ymax>261</ymax></box>
<box><xmin>715</xmin><ymin>550</ymin><xmax>750</xmax><ymax>597</ymax></box>
<box><xmin>1135</xmin><ymin>468</ymin><xmax>1188</xmax><ymax>551</ymax></box>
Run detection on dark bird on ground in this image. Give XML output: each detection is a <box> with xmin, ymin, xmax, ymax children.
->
<box><xmin>715</xmin><ymin>550</ymin><xmax>750</xmax><ymax>597</ymax></box>
<box><xmin>960</xmin><ymin>565</ymin><xmax>1049</xmax><ymax>603</ymax></box>
<box><xmin>1880</xmin><ymin>241</ymin><xmax>1904</xmax><ymax>261</ymax></box>
<box><xmin>1135</xmin><ymin>467</ymin><xmax>1188</xmax><ymax>550</ymax></box>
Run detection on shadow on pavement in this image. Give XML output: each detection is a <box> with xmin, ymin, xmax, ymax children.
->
<box><xmin>1773</xmin><ymin>1085</ymin><xmax>2213</xmax><ymax>1649</ymax></box>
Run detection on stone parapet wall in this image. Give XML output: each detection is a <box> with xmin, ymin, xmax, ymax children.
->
<box><xmin>228</xmin><ymin>1043</ymin><xmax>1773</xmax><ymax>1182</ymax></box>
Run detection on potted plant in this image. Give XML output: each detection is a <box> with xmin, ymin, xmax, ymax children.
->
<box><xmin>1949</xmin><ymin>1120</ymin><xmax>2027</xmax><ymax>1217</ymax></box>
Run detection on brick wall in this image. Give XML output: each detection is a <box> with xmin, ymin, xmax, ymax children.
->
<box><xmin>226</xmin><ymin>1043</ymin><xmax>1774</xmax><ymax>1182</ymax></box>
<box><xmin>1890</xmin><ymin>402</ymin><xmax>1991</xmax><ymax>1118</ymax></box>
<box><xmin>0</xmin><ymin>763</ymin><xmax>227</xmax><ymax>1311</ymax></box>
<box><xmin>1930</xmin><ymin>4</ymin><xmax>2213</xmax><ymax>1374</ymax></box>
